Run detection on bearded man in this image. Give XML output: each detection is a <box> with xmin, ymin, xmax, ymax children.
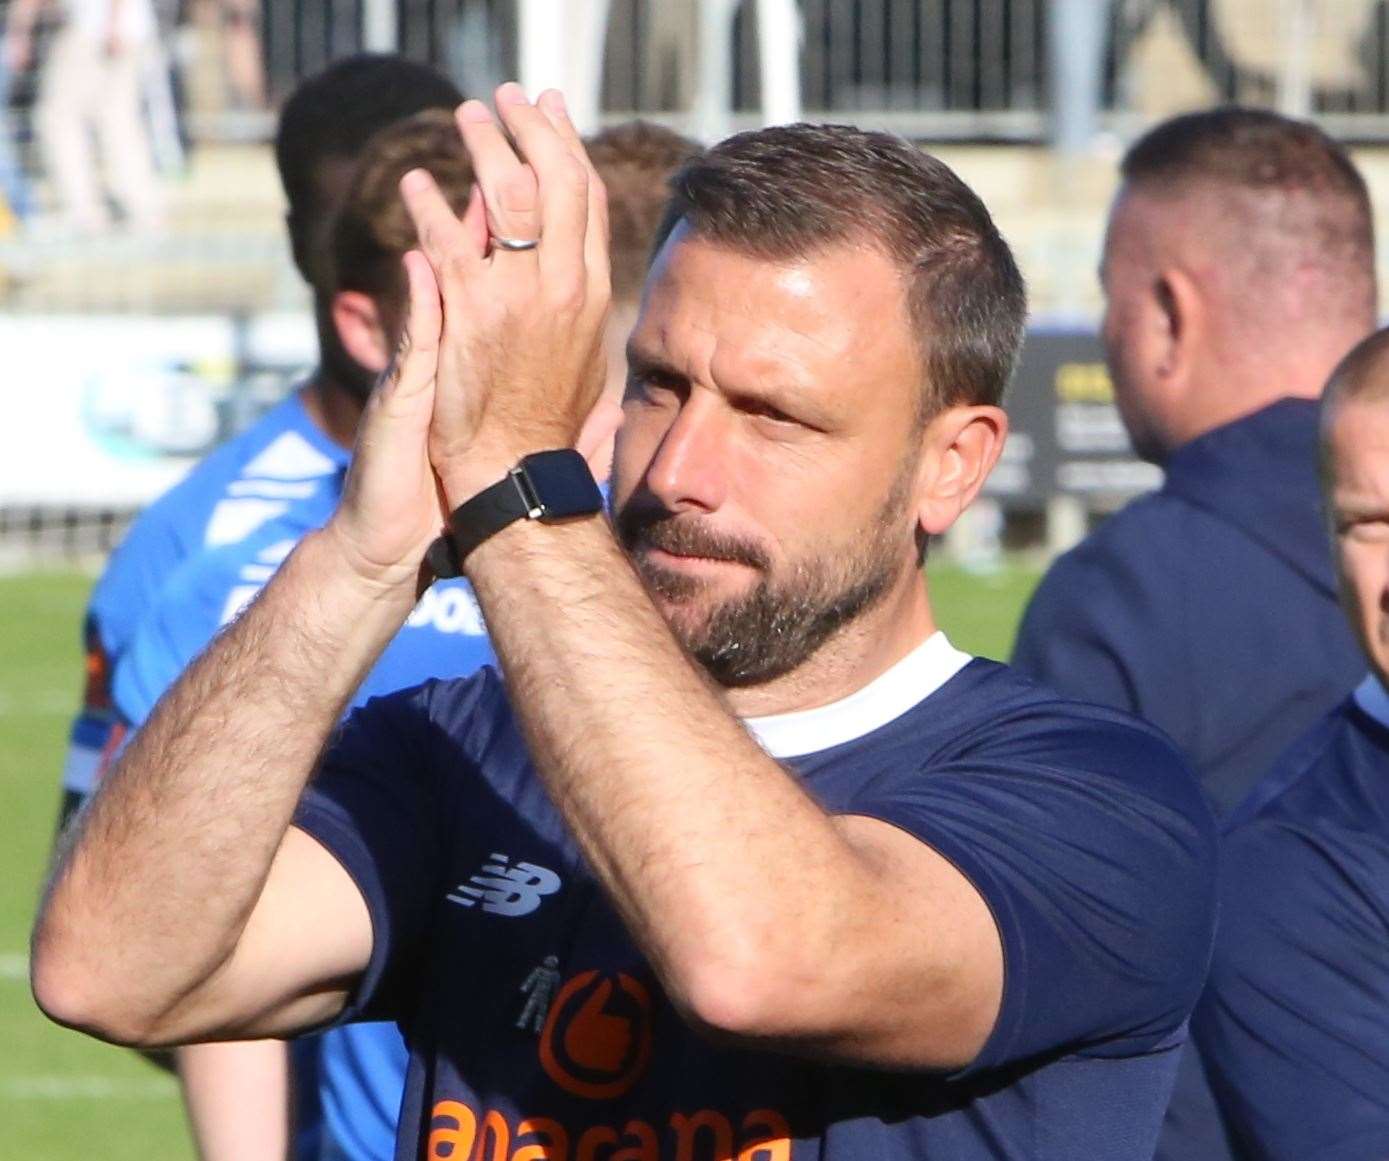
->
<box><xmin>33</xmin><ymin>88</ymin><xmax>1217</xmax><ymax>1160</ymax></box>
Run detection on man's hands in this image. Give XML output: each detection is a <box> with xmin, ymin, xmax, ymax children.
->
<box><xmin>400</xmin><ymin>84</ymin><xmax>612</xmax><ymax>510</ymax></box>
<box><xmin>325</xmin><ymin>250</ymin><xmax>449</xmax><ymax>595</ymax></box>
<box><xmin>325</xmin><ymin>84</ymin><xmax>612</xmax><ymax>595</ymax></box>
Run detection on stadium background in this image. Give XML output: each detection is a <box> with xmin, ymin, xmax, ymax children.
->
<box><xmin>0</xmin><ymin>1</ymin><xmax>1383</xmax><ymax>1155</ymax></box>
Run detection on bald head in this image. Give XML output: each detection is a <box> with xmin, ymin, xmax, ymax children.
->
<box><xmin>1120</xmin><ymin>107</ymin><xmax>1375</xmax><ymax>337</ymax></box>
<box><xmin>1101</xmin><ymin>108</ymin><xmax>1377</xmax><ymax>461</ymax></box>
<box><xmin>1320</xmin><ymin>326</ymin><xmax>1389</xmax><ymax>687</ymax></box>
<box><xmin>1322</xmin><ymin>326</ymin><xmax>1389</xmax><ymax>475</ymax></box>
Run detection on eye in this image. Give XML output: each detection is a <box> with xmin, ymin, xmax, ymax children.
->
<box><xmin>1344</xmin><ymin>516</ymin><xmax>1389</xmax><ymax>542</ymax></box>
<box><xmin>625</xmin><ymin>369</ymin><xmax>683</xmax><ymax>406</ymax></box>
<box><xmin>744</xmin><ymin>399</ymin><xmax>798</xmax><ymax>425</ymax></box>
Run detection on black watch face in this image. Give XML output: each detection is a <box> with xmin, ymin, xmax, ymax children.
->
<box><xmin>521</xmin><ymin>449</ymin><xmax>604</xmax><ymax>518</ymax></box>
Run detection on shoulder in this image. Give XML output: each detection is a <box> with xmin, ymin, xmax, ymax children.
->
<box><xmin>1032</xmin><ymin>490</ymin><xmax>1223</xmax><ymax>597</ymax></box>
<box><xmin>1204</xmin><ymin>704</ymin><xmax>1389</xmax><ymax>1043</ymax></box>
<box><xmin>942</xmin><ymin>661</ymin><xmax>1198</xmax><ymax>782</ymax></box>
<box><xmin>101</xmin><ymin>398</ymin><xmax>325</xmax><ymax>567</ymax></box>
<box><xmin>856</xmin><ymin>659</ymin><xmax>1216</xmax><ymax>866</ymax></box>
<box><xmin>856</xmin><ymin>662</ymin><xmax>1218</xmax><ymax>1061</ymax></box>
<box><xmin>1220</xmin><ymin>703</ymin><xmax>1389</xmax><ymax>921</ymax></box>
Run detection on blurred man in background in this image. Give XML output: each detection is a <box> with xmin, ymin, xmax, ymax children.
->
<box><xmin>1011</xmin><ymin>104</ymin><xmax>1378</xmax><ymax>1160</ymax></box>
<box><xmin>112</xmin><ymin>107</ymin><xmax>693</xmax><ymax>1161</ymax></box>
<box><xmin>1188</xmin><ymin>327</ymin><xmax>1389</xmax><ymax>1159</ymax></box>
<box><xmin>45</xmin><ymin>53</ymin><xmax>466</xmax><ymax>1161</ymax></box>
<box><xmin>1014</xmin><ymin>107</ymin><xmax>1374</xmax><ymax>817</ymax></box>
<box><xmin>4</xmin><ymin>0</ymin><xmax>165</xmax><ymax>232</ymax></box>
<box><xmin>112</xmin><ymin>104</ymin><xmax>488</xmax><ymax>1161</ymax></box>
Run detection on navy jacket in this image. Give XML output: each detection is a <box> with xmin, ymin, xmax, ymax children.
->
<box><xmin>1012</xmin><ymin>398</ymin><xmax>1362</xmax><ymax>817</ymax></box>
<box><xmin>1191</xmin><ymin>683</ymin><xmax>1389</xmax><ymax>1160</ymax></box>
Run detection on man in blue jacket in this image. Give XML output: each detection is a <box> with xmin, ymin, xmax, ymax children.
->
<box><xmin>1011</xmin><ymin>106</ymin><xmax>1379</xmax><ymax>1160</ymax></box>
<box><xmin>1014</xmin><ymin>106</ymin><xmax>1374</xmax><ymax>818</ymax></box>
<box><xmin>1192</xmin><ymin>326</ymin><xmax>1389</xmax><ymax>1158</ymax></box>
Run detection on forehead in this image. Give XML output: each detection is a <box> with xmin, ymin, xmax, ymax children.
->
<box><xmin>1329</xmin><ymin>396</ymin><xmax>1389</xmax><ymax>486</ymax></box>
<box><xmin>631</xmin><ymin>229</ymin><xmax>916</xmax><ymax>392</ymax></box>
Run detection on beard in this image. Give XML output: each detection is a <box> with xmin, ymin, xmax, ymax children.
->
<box><xmin>614</xmin><ymin>467</ymin><xmax>914</xmax><ymax>688</ymax></box>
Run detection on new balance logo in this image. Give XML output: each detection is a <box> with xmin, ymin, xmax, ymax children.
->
<box><xmin>448</xmin><ymin>853</ymin><xmax>562</xmax><ymax>917</ymax></box>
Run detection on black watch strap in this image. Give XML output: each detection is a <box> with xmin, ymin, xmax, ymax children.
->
<box><xmin>426</xmin><ymin>449</ymin><xmax>602</xmax><ymax>579</ymax></box>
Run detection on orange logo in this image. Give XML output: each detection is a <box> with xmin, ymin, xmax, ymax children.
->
<box><xmin>539</xmin><ymin>970</ymin><xmax>653</xmax><ymax>1100</ymax></box>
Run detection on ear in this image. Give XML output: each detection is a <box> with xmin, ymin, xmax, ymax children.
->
<box><xmin>330</xmin><ymin>290</ymin><xmax>391</xmax><ymax>376</ymax></box>
<box><xmin>915</xmin><ymin>405</ymin><xmax>1010</xmax><ymax>537</ymax></box>
<box><xmin>1153</xmin><ymin>266</ymin><xmax>1201</xmax><ymax>384</ymax></box>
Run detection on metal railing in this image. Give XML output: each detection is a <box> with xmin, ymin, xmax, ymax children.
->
<box><xmin>244</xmin><ymin>1</ymin><xmax>1389</xmax><ymax>141</ymax></box>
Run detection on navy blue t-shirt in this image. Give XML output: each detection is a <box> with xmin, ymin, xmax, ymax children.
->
<box><xmin>294</xmin><ymin>638</ymin><xmax>1218</xmax><ymax>1160</ymax></box>
<box><xmin>1192</xmin><ymin>676</ymin><xmax>1389</xmax><ymax>1161</ymax></box>
<box><xmin>1013</xmin><ymin>398</ymin><xmax>1362</xmax><ymax>819</ymax></box>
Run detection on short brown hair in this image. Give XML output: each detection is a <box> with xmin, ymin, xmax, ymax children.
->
<box><xmin>652</xmin><ymin>123</ymin><xmax>1026</xmax><ymax>419</ymax></box>
<box><xmin>1122</xmin><ymin>107</ymin><xmax>1375</xmax><ymax>314</ymax></box>
<box><xmin>584</xmin><ymin>121</ymin><xmax>702</xmax><ymax>304</ymax></box>
<box><xmin>331</xmin><ymin>109</ymin><xmax>476</xmax><ymax>322</ymax></box>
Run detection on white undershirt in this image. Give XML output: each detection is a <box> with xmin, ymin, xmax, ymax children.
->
<box><xmin>1353</xmin><ymin>672</ymin><xmax>1389</xmax><ymax>730</ymax></box>
<box><xmin>743</xmin><ymin>631</ymin><xmax>973</xmax><ymax>760</ymax></box>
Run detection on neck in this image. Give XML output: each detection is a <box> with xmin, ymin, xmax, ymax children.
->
<box><xmin>723</xmin><ymin>564</ymin><xmax>938</xmax><ymax>718</ymax></box>
<box><xmin>1174</xmin><ymin>329</ymin><xmax>1369</xmax><ymax>449</ymax></box>
<box><xmin>298</xmin><ymin>368</ymin><xmax>366</xmax><ymax>451</ymax></box>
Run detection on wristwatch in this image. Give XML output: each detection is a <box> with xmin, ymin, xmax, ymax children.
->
<box><xmin>426</xmin><ymin>449</ymin><xmax>604</xmax><ymax>578</ymax></box>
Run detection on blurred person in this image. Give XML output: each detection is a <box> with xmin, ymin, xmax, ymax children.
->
<box><xmin>0</xmin><ymin>22</ymin><xmax>32</xmax><ymax>225</ymax></box>
<box><xmin>34</xmin><ymin>90</ymin><xmax>1219</xmax><ymax>1160</ymax></box>
<box><xmin>5</xmin><ymin>0</ymin><xmax>164</xmax><ymax>231</ymax></box>
<box><xmin>1011</xmin><ymin>105</ymin><xmax>1377</xmax><ymax>1161</ymax></box>
<box><xmin>129</xmin><ymin>105</ymin><xmax>491</xmax><ymax>1161</ymax></box>
<box><xmin>1189</xmin><ymin>328</ymin><xmax>1389</xmax><ymax>1158</ymax></box>
<box><xmin>1014</xmin><ymin>107</ymin><xmax>1374</xmax><ymax>817</ymax></box>
<box><xmin>218</xmin><ymin>0</ymin><xmax>266</xmax><ymax>110</ymax></box>
<box><xmin>107</xmin><ymin>115</ymin><xmax>695</xmax><ymax>1161</ymax></box>
<box><xmin>44</xmin><ymin>54</ymin><xmax>466</xmax><ymax>1161</ymax></box>
<box><xmin>110</xmin><ymin>105</ymin><xmax>626</xmax><ymax>1161</ymax></box>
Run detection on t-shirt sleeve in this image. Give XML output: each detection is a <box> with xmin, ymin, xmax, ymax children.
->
<box><xmin>293</xmin><ymin>682</ymin><xmax>460</xmax><ymax>1025</ymax></box>
<box><xmin>1194</xmin><ymin>816</ymin><xmax>1389</xmax><ymax>1161</ymax></box>
<box><xmin>846</xmin><ymin>715</ymin><xmax>1218</xmax><ymax>1074</ymax></box>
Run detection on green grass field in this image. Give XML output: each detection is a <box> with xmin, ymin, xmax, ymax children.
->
<box><xmin>0</xmin><ymin>561</ymin><xmax>1038</xmax><ymax>1159</ymax></box>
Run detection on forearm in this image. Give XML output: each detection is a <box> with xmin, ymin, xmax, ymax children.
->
<box><xmin>177</xmin><ymin>1041</ymin><xmax>291</xmax><ymax>1161</ymax></box>
<box><xmin>32</xmin><ymin>529</ymin><xmax>411</xmax><ymax>1041</ymax></box>
<box><xmin>464</xmin><ymin>516</ymin><xmax>875</xmax><ymax>1028</ymax></box>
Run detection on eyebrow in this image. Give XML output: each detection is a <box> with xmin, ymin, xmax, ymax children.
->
<box><xmin>625</xmin><ymin>344</ymin><xmax>690</xmax><ymax>383</ymax></box>
<box><xmin>625</xmin><ymin>341</ymin><xmax>834</xmax><ymax>427</ymax></box>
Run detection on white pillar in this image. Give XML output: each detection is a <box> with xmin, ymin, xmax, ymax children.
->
<box><xmin>1046</xmin><ymin>495</ymin><xmax>1088</xmax><ymax>558</ymax></box>
<box><xmin>518</xmin><ymin>0</ymin><xmax>609</xmax><ymax>134</ymax></box>
<box><xmin>361</xmin><ymin>0</ymin><xmax>398</xmax><ymax>53</ymax></box>
<box><xmin>569</xmin><ymin>0</ymin><xmax>612</xmax><ymax>134</ymax></box>
<box><xmin>519</xmin><ymin>0</ymin><xmax>566</xmax><ymax>96</ymax></box>
<box><xmin>1048</xmin><ymin>0</ymin><xmax>1112</xmax><ymax>155</ymax></box>
<box><xmin>693</xmin><ymin>0</ymin><xmax>740</xmax><ymax>142</ymax></box>
<box><xmin>756</xmin><ymin>0</ymin><xmax>802</xmax><ymax>126</ymax></box>
<box><xmin>1275</xmin><ymin>0</ymin><xmax>1313</xmax><ymax>118</ymax></box>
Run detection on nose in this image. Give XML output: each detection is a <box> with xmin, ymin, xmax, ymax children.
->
<box><xmin>642</xmin><ymin>392</ymin><xmax>730</xmax><ymax>514</ymax></box>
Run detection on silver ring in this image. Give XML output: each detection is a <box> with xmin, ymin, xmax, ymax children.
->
<box><xmin>492</xmin><ymin>235</ymin><xmax>540</xmax><ymax>252</ymax></box>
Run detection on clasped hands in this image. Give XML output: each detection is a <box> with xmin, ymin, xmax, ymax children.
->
<box><xmin>329</xmin><ymin>84</ymin><xmax>616</xmax><ymax>594</ymax></box>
